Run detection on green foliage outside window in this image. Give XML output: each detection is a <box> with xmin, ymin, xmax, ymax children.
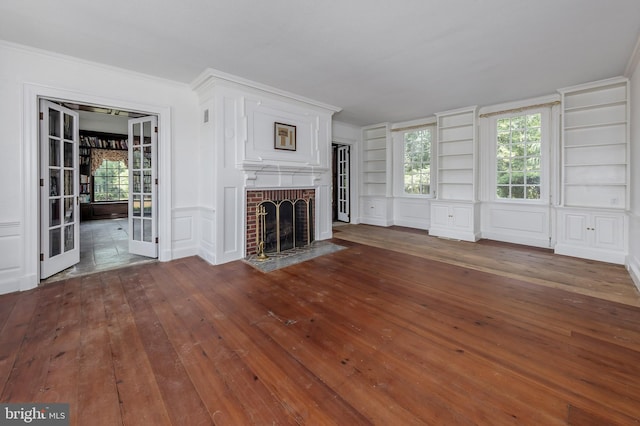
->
<box><xmin>404</xmin><ymin>129</ymin><xmax>431</xmax><ymax>195</ymax></box>
<box><xmin>496</xmin><ymin>113</ymin><xmax>541</xmax><ymax>200</ymax></box>
<box><xmin>93</xmin><ymin>160</ymin><xmax>128</xmax><ymax>201</ymax></box>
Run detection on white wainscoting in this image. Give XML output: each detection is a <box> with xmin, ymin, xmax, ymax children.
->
<box><xmin>0</xmin><ymin>221</ymin><xmax>23</xmax><ymax>294</ymax></box>
<box><xmin>198</xmin><ymin>207</ymin><xmax>216</xmax><ymax>264</ymax></box>
<box><xmin>393</xmin><ymin>198</ymin><xmax>431</xmax><ymax>230</ymax></box>
<box><xmin>171</xmin><ymin>207</ymin><xmax>201</xmax><ymax>261</ymax></box>
<box><xmin>171</xmin><ymin>207</ymin><xmax>217</xmax><ymax>264</ymax></box>
<box><xmin>481</xmin><ymin>202</ymin><xmax>552</xmax><ymax>248</ymax></box>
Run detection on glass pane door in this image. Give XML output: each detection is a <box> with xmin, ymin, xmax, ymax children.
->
<box><xmin>128</xmin><ymin>116</ymin><xmax>158</xmax><ymax>258</ymax></box>
<box><xmin>40</xmin><ymin>100</ymin><xmax>80</xmax><ymax>279</ymax></box>
<box><xmin>337</xmin><ymin>145</ymin><xmax>350</xmax><ymax>222</ymax></box>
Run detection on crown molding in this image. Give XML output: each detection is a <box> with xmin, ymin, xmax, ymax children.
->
<box><xmin>624</xmin><ymin>32</ymin><xmax>640</xmax><ymax>77</ymax></box>
<box><xmin>190</xmin><ymin>68</ymin><xmax>342</xmax><ymax>114</ymax></box>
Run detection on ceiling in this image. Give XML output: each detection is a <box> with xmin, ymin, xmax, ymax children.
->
<box><xmin>1</xmin><ymin>0</ymin><xmax>639</xmax><ymax>126</ymax></box>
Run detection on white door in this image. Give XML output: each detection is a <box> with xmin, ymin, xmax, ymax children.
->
<box><xmin>337</xmin><ymin>145</ymin><xmax>350</xmax><ymax>222</ymax></box>
<box><xmin>128</xmin><ymin>116</ymin><xmax>158</xmax><ymax>258</ymax></box>
<box><xmin>40</xmin><ymin>100</ymin><xmax>80</xmax><ymax>279</ymax></box>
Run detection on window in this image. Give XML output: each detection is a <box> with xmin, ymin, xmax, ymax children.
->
<box><xmin>496</xmin><ymin>113</ymin><xmax>541</xmax><ymax>200</ymax></box>
<box><xmin>93</xmin><ymin>160</ymin><xmax>128</xmax><ymax>201</ymax></box>
<box><xmin>403</xmin><ymin>128</ymin><xmax>432</xmax><ymax>195</ymax></box>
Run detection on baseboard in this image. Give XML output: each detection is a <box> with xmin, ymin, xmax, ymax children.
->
<box><xmin>172</xmin><ymin>245</ymin><xmax>199</xmax><ymax>260</ymax></box>
<box><xmin>554</xmin><ymin>243</ymin><xmax>626</xmax><ymax>265</ymax></box>
<box><xmin>359</xmin><ymin>217</ymin><xmax>392</xmax><ymax>227</ymax></box>
<box><xmin>394</xmin><ymin>219</ymin><xmax>429</xmax><ymax>230</ymax></box>
<box><xmin>628</xmin><ymin>254</ymin><xmax>640</xmax><ymax>292</ymax></box>
<box><xmin>481</xmin><ymin>231</ymin><xmax>552</xmax><ymax>249</ymax></box>
<box><xmin>428</xmin><ymin>227</ymin><xmax>479</xmax><ymax>242</ymax></box>
<box><xmin>198</xmin><ymin>244</ymin><xmax>216</xmax><ymax>265</ymax></box>
<box><xmin>0</xmin><ymin>272</ymin><xmax>37</xmax><ymax>295</ymax></box>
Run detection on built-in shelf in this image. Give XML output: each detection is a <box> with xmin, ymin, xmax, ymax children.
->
<box><xmin>435</xmin><ymin>106</ymin><xmax>477</xmax><ymax>202</ymax></box>
<box><xmin>361</xmin><ymin>124</ymin><xmax>390</xmax><ymax>197</ymax></box>
<box><xmin>559</xmin><ymin>77</ymin><xmax>629</xmax><ymax>210</ymax></box>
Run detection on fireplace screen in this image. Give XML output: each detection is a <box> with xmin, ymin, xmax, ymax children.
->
<box><xmin>257</xmin><ymin>198</ymin><xmax>314</xmax><ymax>254</ymax></box>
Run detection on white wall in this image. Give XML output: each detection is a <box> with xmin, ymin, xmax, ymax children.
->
<box><xmin>628</xmin><ymin>46</ymin><xmax>640</xmax><ymax>290</ymax></box>
<box><xmin>0</xmin><ymin>41</ymin><xmax>200</xmax><ymax>295</ymax></box>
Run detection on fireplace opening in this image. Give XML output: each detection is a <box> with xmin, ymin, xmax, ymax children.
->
<box><xmin>246</xmin><ymin>189</ymin><xmax>315</xmax><ymax>256</ymax></box>
<box><xmin>260</xmin><ymin>199</ymin><xmax>314</xmax><ymax>253</ymax></box>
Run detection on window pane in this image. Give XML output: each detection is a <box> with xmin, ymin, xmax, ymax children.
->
<box><xmin>403</xmin><ymin>129</ymin><xmax>431</xmax><ymax>195</ymax></box>
<box><xmin>50</xmin><ymin>229</ymin><xmax>61</xmax><ymax>257</ymax></box>
<box><xmin>527</xmin><ymin>186</ymin><xmax>541</xmax><ymax>199</ymax></box>
<box><xmin>93</xmin><ymin>159</ymin><xmax>128</xmax><ymax>202</ymax></box>
<box><xmin>49</xmin><ymin>139</ymin><xmax>60</xmax><ymax>167</ymax></box>
<box><xmin>511</xmin><ymin>186</ymin><xmax>524</xmax><ymax>198</ymax></box>
<box><xmin>495</xmin><ymin>113</ymin><xmax>541</xmax><ymax>200</ymax></box>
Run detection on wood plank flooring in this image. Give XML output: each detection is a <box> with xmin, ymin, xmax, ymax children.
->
<box><xmin>1</xmin><ymin>225</ymin><xmax>639</xmax><ymax>425</ymax></box>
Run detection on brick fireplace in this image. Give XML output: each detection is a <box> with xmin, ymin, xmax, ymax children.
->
<box><xmin>246</xmin><ymin>188</ymin><xmax>315</xmax><ymax>256</ymax></box>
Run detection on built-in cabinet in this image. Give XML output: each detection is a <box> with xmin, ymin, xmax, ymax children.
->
<box><xmin>360</xmin><ymin>123</ymin><xmax>392</xmax><ymax>226</ymax></box>
<box><xmin>430</xmin><ymin>106</ymin><xmax>479</xmax><ymax>241</ymax></box>
<box><xmin>430</xmin><ymin>201</ymin><xmax>479</xmax><ymax>241</ymax></box>
<box><xmin>555</xmin><ymin>209</ymin><xmax>627</xmax><ymax>264</ymax></box>
<box><xmin>556</xmin><ymin>78</ymin><xmax>629</xmax><ymax>264</ymax></box>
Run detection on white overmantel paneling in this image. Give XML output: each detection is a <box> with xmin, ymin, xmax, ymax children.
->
<box><xmin>193</xmin><ymin>68</ymin><xmax>340</xmax><ymax>188</ymax></box>
<box><xmin>191</xmin><ymin>67</ymin><xmax>341</xmax><ymax>264</ymax></box>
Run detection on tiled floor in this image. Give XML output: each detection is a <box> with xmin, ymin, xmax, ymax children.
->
<box><xmin>43</xmin><ymin>218</ymin><xmax>155</xmax><ymax>283</ymax></box>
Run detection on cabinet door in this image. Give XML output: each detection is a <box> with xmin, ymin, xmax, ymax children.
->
<box><xmin>560</xmin><ymin>212</ymin><xmax>589</xmax><ymax>246</ymax></box>
<box><xmin>592</xmin><ymin>214</ymin><xmax>623</xmax><ymax>250</ymax></box>
<box><xmin>451</xmin><ymin>205</ymin><xmax>472</xmax><ymax>230</ymax></box>
<box><xmin>431</xmin><ymin>204</ymin><xmax>451</xmax><ymax>227</ymax></box>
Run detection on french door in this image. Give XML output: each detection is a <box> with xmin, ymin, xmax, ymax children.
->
<box><xmin>336</xmin><ymin>145</ymin><xmax>350</xmax><ymax>222</ymax></box>
<box><xmin>40</xmin><ymin>100</ymin><xmax>80</xmax><ymax>279</ymax></box>
<box><xmin>128</xmin><ymin>116</ymin><xmax>158</xmax><ymax>257</ymax></box>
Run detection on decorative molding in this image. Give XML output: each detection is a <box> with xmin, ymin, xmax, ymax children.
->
<box><xmin>557</xmin><ymin>76</ymin><xmax>628</xmax><ymax>95</ymax></box>
<box><xmin>191</xmin><ymin>68</ymin><xmax>342</xmax><ymax>114</ymax></box>
<box><xmin>624</xmin><ymin>33</ymin><xmax>640</xmax><ymax>77</ymax></box>
<box><xmin>0</xmin><ymin>40</ymin><xmax>189</xmax><ymax>89</ymax></box>
<box><xmin>478</xmin><ymin>95</ymin><xmax>560</xmax><ymax>117</ymax></box>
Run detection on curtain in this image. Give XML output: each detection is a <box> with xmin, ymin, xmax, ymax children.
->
<box><xmin>91</xmin><ymin>149</ymin><xmax>128</xmax><ymax>175</ymax></box>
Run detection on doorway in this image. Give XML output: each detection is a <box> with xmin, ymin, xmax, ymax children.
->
<box><xmin>332</xmin><ymin>144</ymin><xmax>350</xmax><ymax>223</ymax></box>
<box><xmin>39</xmin><ymin>99</ymin><xmax>158</xmax><ymax>282</ymax></box>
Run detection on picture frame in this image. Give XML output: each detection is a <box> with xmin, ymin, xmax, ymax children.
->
<box><xmin>274</xmin><ymin>122</ymin><xmax>296</xmax><ymax>151</ymax></box>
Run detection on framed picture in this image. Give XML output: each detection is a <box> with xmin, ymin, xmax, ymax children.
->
<box><xmin>274</xmin><ymin>122</ymin><xmax>296</xmax><ymax>151</ymax></box>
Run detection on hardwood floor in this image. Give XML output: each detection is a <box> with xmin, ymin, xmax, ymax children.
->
<box><xmin>1</xmin><ymin>225</ymin><xmax>639</xmax><ymax>425</ymax></box>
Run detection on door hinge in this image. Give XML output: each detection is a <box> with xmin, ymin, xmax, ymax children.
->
<box><xmin>40</xmin><ymin>253</ymin><xmax>44</xmax><ymax>261</ymax></box>
<box><xmin>154</xmin><ymin>126</ymin><xmax>158</xmax><ymax>133</ymax></box>
<box><xmin>40</xmin><ymin>178</ymin><xmax>44</xmax><ymax>187</ymax></box>
<box><xmin>155</xmin><ymin>237</ymin><xmax>159</xmax><ymax>244</ymax></box>
<box><xmin>39</xmin><ymin>112</ymin><xmax>43</xmax><ymax>120</ymax></box>
<box><xmin>155</xmin><ymin>178</ymin><xmax>158</xmax><ymax>185</ymax></box>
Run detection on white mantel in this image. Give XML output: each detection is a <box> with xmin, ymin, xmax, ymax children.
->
<box><xmin>191</xmin><ymin>68</ymin><xmax>341</xmax><ymax>265</ymax></box>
